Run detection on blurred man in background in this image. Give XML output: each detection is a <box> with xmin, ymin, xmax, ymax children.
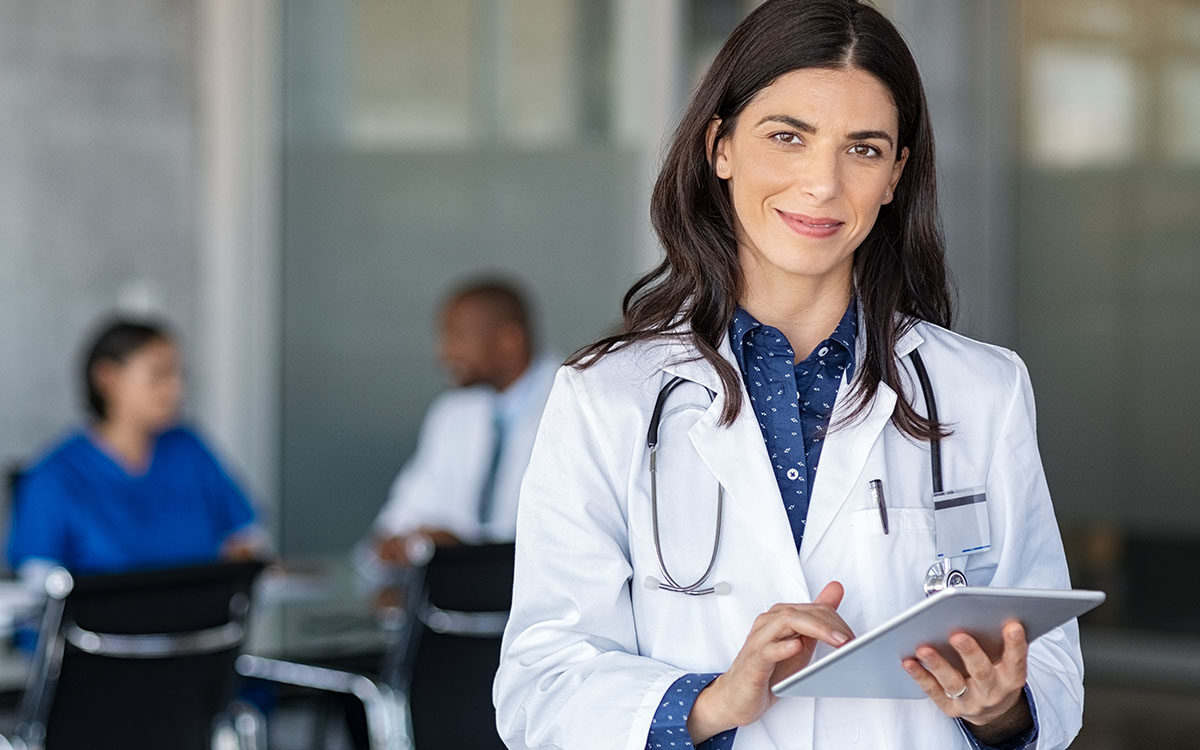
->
<box><xmin>363</xmin><ymin>278</ymin><xmax>557</xmax><ymax>567</ymax></box>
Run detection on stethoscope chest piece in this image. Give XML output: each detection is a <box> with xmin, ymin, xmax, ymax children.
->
<box><xmin>923</xmin><ymin>559</ymin><xmax>968</xmax><ymax>597</ymax></box>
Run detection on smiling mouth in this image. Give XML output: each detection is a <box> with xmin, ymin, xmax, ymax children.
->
<box><xmin>776</xmin><ymin>210</ymin><xmax>844</xmax><ymax>237</ymax></box>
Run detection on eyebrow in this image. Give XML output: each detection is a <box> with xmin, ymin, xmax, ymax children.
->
<box><xmin>756</xmin><ymin>115</ymin><xmax>895</xmax><ymax>149</ymax></box>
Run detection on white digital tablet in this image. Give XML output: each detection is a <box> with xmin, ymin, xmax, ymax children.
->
<box><xmin>770</xmin><ymin>587</ymin><xmax>1105</xmax><ymax>700</ymax></box>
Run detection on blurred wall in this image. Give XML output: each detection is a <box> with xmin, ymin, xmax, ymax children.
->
<box><xmin>279</xmin><ymin>0</ymin><xmax>651</xmax><ymax>555</ymax></box>
<box><xmin>0</xmin><ymin>1</ymin><xmax>199</xmax><ymax>490</ymax></box>
<box><xmin>0</xmin><ymin>0</ymin><xmax>280</xmax><ymax>553</ymax></box>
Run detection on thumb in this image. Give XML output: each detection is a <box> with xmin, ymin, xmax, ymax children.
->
<box><xmin>814</xmin><ymin>581</ymin><xmax>845</xmax><ymax>610</ymax></box>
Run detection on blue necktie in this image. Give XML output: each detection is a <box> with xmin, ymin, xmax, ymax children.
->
<box><xmin>478</xmin><ymin>407</ymin><xmax>505</xmax><ymax>526</ymax></box>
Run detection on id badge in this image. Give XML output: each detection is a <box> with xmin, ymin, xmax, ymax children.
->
<box><xmin>933</xmin><ymin>487</ymin><xmax>991</xmax><ymax>559</ymax></box>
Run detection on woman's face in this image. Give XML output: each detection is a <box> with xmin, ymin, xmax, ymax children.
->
<box><xmin>711</xmin><ymin>66</ymin><xmax>908</xmax><ymax>294</ymax></box>
<box><xmin>95</xmin><ymin>338</ymin><xmax>183</xmax><ymax>431</ymax></box>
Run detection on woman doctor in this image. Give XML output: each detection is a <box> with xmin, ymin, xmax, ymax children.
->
<box><xmin>494</xmin><ymin>1</ymin><xmax>1082</xmax><ymax>748</ymax></box>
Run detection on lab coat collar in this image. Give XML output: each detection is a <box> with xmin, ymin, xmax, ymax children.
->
<box><xmin>495</xmin><ymin>354</ymin><xmax>559</xmax><ymax>426</ymax></box>
<box><xmin>668</xmin><ymin>332</ymin><xmax>812</xmax><ymax>597</ymax></box>
<box><xmin>803</xmin><ymin>311</ymin><xmax>923</xmax><ymax>562</ymax></box>
<box><xmin>658</xmin><ymin>309</ymin><xmax>926</xmax><ymax>398</ymax></box>
<box><xmin>654</xmin><ymin>311</ymin><xmax>927</xmax><ymax>591</ymax></box>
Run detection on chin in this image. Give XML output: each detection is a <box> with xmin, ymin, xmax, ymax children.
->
<box><xmin>453</xmin><ymin>373</ymin><xmax>483</xmax><ymax>388</ymax></box>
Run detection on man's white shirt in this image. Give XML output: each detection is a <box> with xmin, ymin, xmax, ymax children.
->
<box><xmin>371</xmin><ymin>355</ymin><xmax>559</xmax><ymax>545</ymax></box>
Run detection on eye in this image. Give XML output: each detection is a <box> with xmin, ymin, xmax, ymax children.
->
<box><xmin>770</xmin><ymin>132</ymin><xmax>803</xmax><ymax>146</ymax></box>
<box><xmin>849</xmin><ymin>143</ymin><xmax>882</xmax><ymax>158</ymax></box>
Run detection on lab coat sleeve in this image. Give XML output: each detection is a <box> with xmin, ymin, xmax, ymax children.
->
<box><xmin>494</xmin><ymin>367</ymin><xmax>686</xmax><ymax>750</ymax></box>
<box><xmin>984</xmin><ymin>352</ymin><xmax>1084</xmax><ymax>750</ymax></box>
<box><xmin>373</xmin><ymin>394</ymin><xmax>468</xmax><ymax>539</ymax></box>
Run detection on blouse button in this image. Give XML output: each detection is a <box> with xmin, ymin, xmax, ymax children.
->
<box><xmin>786</xmin><ymin>468</ymin><xmax>800</xmax><ymax>481</ymax></box>
<box><xmin>818</xmin><ymin>346</ymin><xmax>829</xmax><ymax>356</ymax></box>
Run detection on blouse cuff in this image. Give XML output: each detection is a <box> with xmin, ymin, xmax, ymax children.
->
<box><xmin>645</xmin><ymin>672</ymin><xmax>737</xmax><ymax>749</ymax></box>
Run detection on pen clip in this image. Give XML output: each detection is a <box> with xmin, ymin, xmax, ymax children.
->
<box><xmin>869</xmin><ymin>479</ymin><xmax>889</xmax><ymax>535</ymax></box>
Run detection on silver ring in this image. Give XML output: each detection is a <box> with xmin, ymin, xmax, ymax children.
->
<box><xmin>945</xmin><ymin>684</ymin><xmax>968</xmax><ymax>700</ymax></box>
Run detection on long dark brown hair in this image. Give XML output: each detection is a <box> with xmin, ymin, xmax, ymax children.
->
<box><xmin>569</xmin><ymin>0</ymin><xmax>952</xmax><ymax>440</ymax></box>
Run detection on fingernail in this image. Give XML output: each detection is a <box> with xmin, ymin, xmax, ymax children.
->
<box><xmin>952</xmin><ymin>635</ymin><xmax>969</xmax><ymax>648</ymax></box>
<box><xmin>832</xmin><ymin>631</ymin><xmax>848</xmax><ymax>646</ymax></box>
<box><xmin>903</xmin><ymin>661</ymin><xmax>917</xmax><ymax>673</ymax></box>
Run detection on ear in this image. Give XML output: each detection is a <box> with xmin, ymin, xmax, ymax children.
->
<box><xmin>91</xmin><ymin>360</ymin><xmax>121</xmax><ymax>399</ymax></box>
<box><xmin>705</xmin><ymin>117</ymin><xmax>730</xmax><ymax>178</ymax></box>
<box><xmin>883</xmin><ymin>146</ymin><xmax>909</xmax><ymax>204</ymax></box>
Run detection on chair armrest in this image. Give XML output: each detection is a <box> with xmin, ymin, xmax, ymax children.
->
<box><xmin>64</xmin><ymin>622</ymin><xmax>245</xmax><ymax>658</ymax></box>
<box><xmin>417</xmin><ymin>604</ymin><xmax>508</xmax><ymax>638</ymax></box>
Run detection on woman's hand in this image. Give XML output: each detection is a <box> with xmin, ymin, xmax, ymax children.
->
<box><xmin>687</xmin><ymin>581</ymin><xmax>853</xmax><ymax>744</ymax></box>
<box><xmin>901</xmin><ymin>621</ymin><xmax>1034</xmax><ymax>745</ymax></box>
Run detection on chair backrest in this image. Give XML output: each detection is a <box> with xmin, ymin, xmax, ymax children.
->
<box><xmin>389</xmin><ymin>542</ymin><xmax>514</xmax><ymax>750</ymax></box>
<box><xmin>17</xmin><ymin>559</ymin><xmax>264</xmax><ymax>750</ymax></box>
<box><xmin>3</xmin><ymin>463</ymin><xmax>25</xmax><ymax>569</ymax></box>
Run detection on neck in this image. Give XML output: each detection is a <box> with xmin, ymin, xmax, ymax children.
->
<box><xmin>739</xmin><ymin>266</ymin><xmax>853</xmax><ymax>362</ymax></box>
<box><xmin>490</xmin><ymin>352</ymin><xmax>534</xmax><ymax>393</ymax></box>
<box><xmin>94</xmin><ymin>418</ymin><xmax>154</xmax><ymax>470</ymax></box>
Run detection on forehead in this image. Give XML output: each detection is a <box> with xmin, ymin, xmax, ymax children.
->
<box><xmin>442</xmin><ymin>296</ymin><xmax>491</xmax><ymax>327</ymax></box>
<box><xmin>124</xmin><ymin>337</ymin><xmax>178</xmax><ymax>365</ymax></box>
<box><xmin>741</xmin><ymin>67</ymin><xmax>899</xmax><ymax>133</ymax></box>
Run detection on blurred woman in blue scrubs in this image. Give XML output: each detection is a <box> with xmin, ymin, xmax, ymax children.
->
<box><xmin>7</xmin><ymin>318</ymin><xmax>262</xmax><ymax>583</ymax></box>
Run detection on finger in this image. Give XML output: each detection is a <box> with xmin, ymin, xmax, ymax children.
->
<box><xmin>813</xmin><ymin>580</ymin><xmax>845</xmax><ymax>610</ymax></box>
<box><xmin>949</xmin><ymin>632</ymin><xmax>995</xmax><ymax>684</ymax></box>
<box><xmin>760</xmin><ymin>636</ymin><xmax>807</xmax><ymax>664</ymax></box>
<box><xmin>998</xmin><ymin>621</ymin><xmax>1029</xmax><ymax>683</ymax></box>
<box><xmin>781</xmin><ymin>606</ymin><xmax>854</xmax><ymax>646</ymax></box>
<box><xmin>757</xmin><ymin>607</ymin><xmax>853</xmax><ymax>648</ymax></box>
<box><xmin>915</xmin><ymin>646</ymin><xmax>967</xmax><ymax>695</ymax></box>
<box><xmin>903</xmin><ymin>658</ymin><xmax>960</xmax><ymax>711</ymax></box>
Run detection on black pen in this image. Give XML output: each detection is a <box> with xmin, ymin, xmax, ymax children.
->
<box><xmin>869</xmin><ymin>479</ymin><xmax>889</xmax><ymax>534</ymax></box>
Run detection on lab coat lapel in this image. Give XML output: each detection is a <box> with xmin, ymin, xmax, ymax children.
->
<box><xmin>662</xmin><ymin>337</ymin><xmax>809</xmax><ymax>596</ymax></box>
<box><xmin>799</xmin><ymin>323</ymin><xmax>923</xmax><ymax>565</ymax></box>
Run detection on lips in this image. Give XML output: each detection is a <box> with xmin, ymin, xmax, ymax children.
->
<box><xmin>776</xmin><ymin>209</ymin><xmax>844</xmax><ymax>239</ymax></box>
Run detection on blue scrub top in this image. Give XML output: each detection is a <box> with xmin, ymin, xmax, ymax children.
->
<box><xmin>7</xmin><ymin>426</ymin><xmax>257</xmax><ymax>575</ymax></box>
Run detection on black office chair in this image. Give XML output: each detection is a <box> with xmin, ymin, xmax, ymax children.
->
<box><xmin>383</xmin><ymin>541</ymin><xmax>515</xmax><ymax>750</ymax></box>
<box><xmin>13</xmin><ymin>559</ymin><xmax>265</xmax><ymax>750</ymax></box>
<box><xmin>235</xmin><ymin>543</ymin><xmax>514</xmax><ymax>750</ymax></box>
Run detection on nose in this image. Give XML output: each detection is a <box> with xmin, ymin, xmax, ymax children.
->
<box><xmin>799</xmin><ymin>148</ymin><xmax>841</xmax><ymax>203</ymax></box>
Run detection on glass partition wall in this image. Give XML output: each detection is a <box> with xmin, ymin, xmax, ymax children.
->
<box><xmin>1018</xmin><ymin>1</ymin><xmax>1200</xmax><ymax>746</ymax></box>
<box><xmin>1019</xmin><ymin>0</ymin><xmax>1200</xmax><ymax>542</ymax></box>
<box><xmin>280</xmin><ymin>0</ymin><xmax>641</xmax><ymax>554</ymax></box>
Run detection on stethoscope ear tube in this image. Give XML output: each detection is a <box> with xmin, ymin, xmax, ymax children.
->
<box><xmin>647</xmin><ymin>376</ymin><xmax>690</xmax><ymax>448</ymax></box>
<box><xmin>908</xmin><ymin>348</ymin><xmax>942</xmax><ymax>495</ymax></box>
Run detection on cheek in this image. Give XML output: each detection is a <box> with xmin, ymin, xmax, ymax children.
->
<box><xmin>731</xmin><ymin>154</ymin><xmax>792</xmax><ymax>201</ymax></box>
<box><xmin>847</xmin><ymin>179</ymin><xmax>890</xmax><ymax>221</ymax></box>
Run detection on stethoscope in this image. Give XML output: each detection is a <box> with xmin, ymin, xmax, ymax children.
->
<box><xmin>643</xmin><ymin>348</ymin><xmax>967</xmax><ymax>598</ymax></box>
<box><xmin>644</xmin><ymin>376</ymin><xmax>729</xmax><ymax>595</ymax></box>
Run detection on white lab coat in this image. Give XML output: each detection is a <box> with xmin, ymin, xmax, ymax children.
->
<box><xmin>495</xmin><ymin>321</ymin><xmax>1083</xmax><ymax>750</ymax></box>
<box><xmin>371</xmin><ymin>356</ymin><xmax>559</xmax><ymax>544</ymax></box>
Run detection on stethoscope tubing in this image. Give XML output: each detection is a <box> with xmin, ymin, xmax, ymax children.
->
<box><xmin>648</xmin><ymin>376</ymin><xmax>724</xmax><ymax>595</ymax></box>
<box><xmin>647</xmin><ymin>351</ymin><xmax>947</xmax><ymax>597</ymax></box>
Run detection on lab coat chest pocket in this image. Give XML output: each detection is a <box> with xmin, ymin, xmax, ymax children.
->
<box><xmin>847</xmin><ymin>503</ymin><xmax>935</xmax><ymax>625</ymax></box>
